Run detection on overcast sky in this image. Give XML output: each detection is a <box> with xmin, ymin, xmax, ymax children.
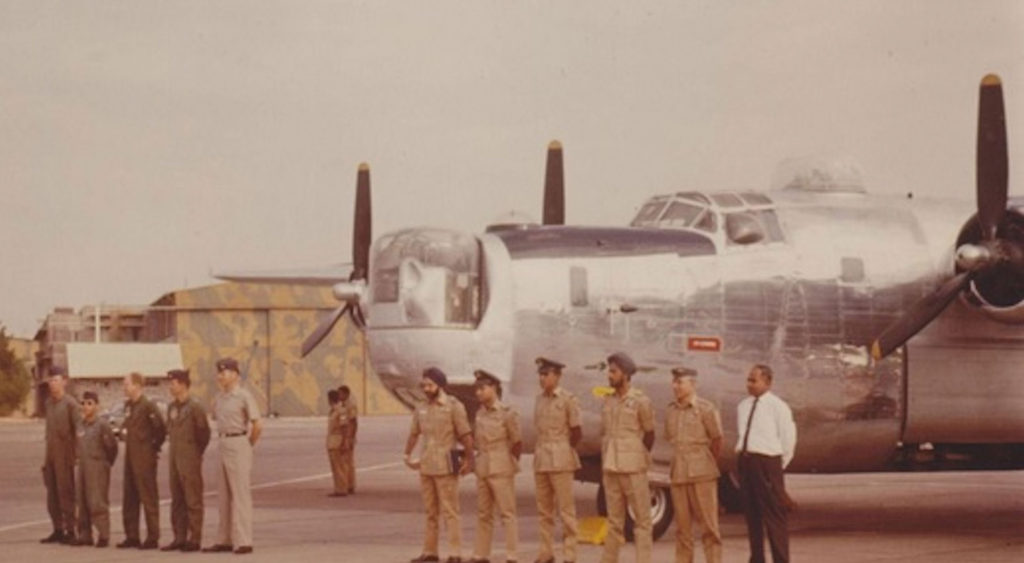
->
<box><xmin>2</xmin><ymin>1</ymin><xmax>1022</xmax><ymax>337</ymax></box>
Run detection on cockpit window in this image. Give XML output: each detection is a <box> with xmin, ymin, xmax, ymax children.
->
<box><xmin>693</xmin><ymin>210</ymin><xmax>717</xmax><ymax>233</ymax></box>
<box><xmin>660</xmin><ymin>201</ymin><xmax>704</xmax><ymax>227</ymax></box>
<box><xmin>710</xmin><ymin>193</ymin><xmax>744</xmax><ymax>208</ymax></box>
<box><xmin>371</xmin><ymin>229</ymin><xmax>482</xmax><ymax>327</ymax></box>
<box><xmin>631</xmin><ymin>200</ymin><xmax>668</xmax><ymax>227</ymax></box>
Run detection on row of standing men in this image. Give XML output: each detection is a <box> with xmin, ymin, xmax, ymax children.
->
<box><xmin>40</xmin><ymin>358</ymin><xmax>263</xmax><ymax>555</ymax></box>
<box><xmin>403</xmin><ymin>354</ymin><xmax>796</xmax><ymax>563</ymax></box>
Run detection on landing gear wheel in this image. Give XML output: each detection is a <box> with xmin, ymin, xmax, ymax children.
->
<box><xmin>596</xmin><ymin>482</ymin><xmax>674</xmax><ymax>542</ymax></box>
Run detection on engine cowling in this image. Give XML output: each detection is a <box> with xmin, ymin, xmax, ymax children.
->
<box><xmin>956</xmin><ymin>208</ymin><xmax>1024</xmax><ymax>322</ymax></box>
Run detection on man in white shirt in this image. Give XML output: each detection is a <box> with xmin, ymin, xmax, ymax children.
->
<box><xmin>734</xmin><ymin>364</ymin><xmax>796</xmax><ymax>563</ymax></box>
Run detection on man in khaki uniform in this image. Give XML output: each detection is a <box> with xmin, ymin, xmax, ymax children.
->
<box><xmin>74</xmin><ymin>391</ymin><xmax>118</xmax><ymax>548</ymax></box>
<box><xmin>339</xmin><ymin>385</ymin><xmax>358</xmax><ymax>494</ymax></box>
<box><xmin>665</xmin><ymin>367</ymin><xmax>723</xmax><ymax>563</ymax></box>
<box><xmin>600</xmin><ymin>352</ymin><xmax>655</xmax><ymax>563</ymax></box>
<box><xmin>470</xmin><ymin>369</ymin><xmax>522</xmax><ymax>563</ymax></box>
<box><xmin>404</xmin><ymin>367</ymin><xmax>474</xmax><ymax>563</ymax></box>
<box><xmin>40</xmin><ymin>368</ymin><xmax>80</xmax><ymax>545</ymax></box>
<box><xmin>118</xmin><ymin>372</ymin><xmax>166</xmax><ymax>550</ymax></box>
<box><xmin>533</xmin><ymin>356</ymin><xmax>582</xmax><ymax>563</ymax></box>
<box><xmin>163</xmin><ymin>369</ymin><xmax>211</xmax><ymax>552</ymax></box>
<box><xmin>325</xmin><ymin>389</ymin><xmax>349</xmax><ymax>496</ymax></box>
<box><xmin>203</xmin><ymin>357</ymin><xmax>262</xmax><ymax>556</ymax></box>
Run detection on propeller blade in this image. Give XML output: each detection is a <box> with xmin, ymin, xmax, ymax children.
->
<box><xmin>352</xmin><ymin>163</ymin><xmax>372</xmax><ymax>281</ymax></box>
<box><xmin>977</xmin><ymin>74</ymin><xmax>1008</xmax><ymax>241</ymax></box>
<box><xmin>542</xmin><ymin>140</ymin><xmax>565</xmax><ymax>225</ymax></box>
<box><xmin>301</xmin><ymin>304</ymin><xmax>350</xmax><ymax>358</ymax></box>
<box><xmin>871</xmin><ymin>272</ymin><xmax>971</xmax><ymax>360</ymax></box>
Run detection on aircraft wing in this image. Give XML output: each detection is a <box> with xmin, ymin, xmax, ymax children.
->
<box><xmin>215</xmin><ymin>263</ymin><xmax>351</xmax><ymax>285</ymax></box>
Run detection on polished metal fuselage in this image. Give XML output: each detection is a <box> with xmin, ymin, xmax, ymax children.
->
<box><xmin>367</xmin><ymin>189</ymin><xmax>1024</xmax><ymax>474</ymax></box>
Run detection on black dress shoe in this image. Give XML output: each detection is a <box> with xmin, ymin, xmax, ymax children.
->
<box><xmin>410</xmin><ymin>556</ymin><xmax>440</xmax><ymax>563</ymax></box>
<box><xmin>162</xmin><ymin>541</ymin><xmax>184</xmax><ymax>551</ymax></box>
<box><xmin>116</xmin><ymin>538</ymin><xmax>141</xmax><ymax>549</ymax></box>
<box><xmin>40</xmin><ymin>530</ymin><xmax>64</xmax><ymax>544</ymax></box>
<box><xmin>95</xmin><ymin>539</ymin><xmax>109</xmax><ymax>548</ymax></box>
<box><xmin>181</xmin><ymin>541</ymin><xmax>200</xmax><ymax>552</ymax></box>
<box><xmin>234</xmin><ymin>545</ymin><xmax>253</xmax><ymax>554</ymax></box>
<box><xmin>444</xmin><ymin>558</ymin><xmax>463</xmax><ymax>563</ymax></box>
<box><xmin>59</xmin><ymin>533</ymin><xmax>77</xmax><ymax>545</ymax></box>
<box><xmin>140</xmin><ymin>538</ymin><xmax>159</xmax><ymax>550</ymax></box>
<box><xmin>202</xmin><ymin>544</ymin><xmax>234</xmax><ymax>553</ymax></box>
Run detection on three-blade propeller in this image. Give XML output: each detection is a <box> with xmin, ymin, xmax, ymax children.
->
<box><xmin>543</xmin><ymin>140</ymin><xmax>565</xmax><ymax>225</ymax></box>
<box><xmin>301</xmin><ymin>164</ymin><xmax>372</xmax><ymax>358</ymax></box>
<box><xmin>871</xmin><ymin>74</ymin><xmax>1012</xmax><ymax>359</ymax></box>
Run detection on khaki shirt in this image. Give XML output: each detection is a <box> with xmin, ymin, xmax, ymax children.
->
<box><xmin>343</xmin><ymin>398</ymin><xmax>358</xmax><ymax>442</ymax></box>
<box><xmin>213</xmin><ymin>386</ymin><xmax>261</xmax><ymax>435</ymax></box>
<box><xmin>474</xmin><ymin>400</ymin><xmax>521</xmax><ymax>478</ymax></box>
<box><xmin>665</xmin><ymin>395</ymin><xmax>722</xmax><ymax>483</ymax></box>
<box><xmin>44</xmin><ymin>394</ymin><xmax>81</xmax><ymax>462</ymax></box>
<box><xmin>326</xmin><ymin>403</ymin><xmax>346</xmax><ymax>449</ymax></box>
<box><xmin>601</xmin><ymin>387</ymin><xmax>655</xmax><ymax>473</ymax></box>
<box><xmin>408</xmin><ymin>391</ymin><xmax>471</xmax><ymax>476</ymax></box>
<box><xmin>533</xmin><ymin>387</ymin><xmax>581</xmax><ymax>473</ymax></box>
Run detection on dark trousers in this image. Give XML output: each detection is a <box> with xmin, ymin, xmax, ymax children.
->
<box><xmin>169</xmin><ymin>456</ymin><xmax>204</xmax><ymax>544</ymax></box>
<box><xmin>738</xmin><ymin>453</ymin><xmax>789</xmax><ymax>563</ymax></box>
<box><xmin>123</xmin><ymin>456</ymin><xmax>159</xmax><ymax>542</ymax></box>
<box><xmin>43</xmin><ymin>457</ymin><xmax>76</xmax><ymax>534</ymax></box>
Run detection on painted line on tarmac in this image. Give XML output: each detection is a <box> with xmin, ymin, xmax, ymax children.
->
<box><xmin>0</xmin><ymin>461</ymin><xmax>401</xmax><ymax>534</ymax></box>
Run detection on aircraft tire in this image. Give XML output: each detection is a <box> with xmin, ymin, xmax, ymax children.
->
<box><xmin>596</xmin><ymin>483</ymin><xmax>674</xmax><ymax>542</ymax></box>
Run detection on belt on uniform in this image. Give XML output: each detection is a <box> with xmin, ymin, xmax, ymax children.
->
<box><xmin>220</xmin><ymin>431</ymin><xmax>247</xmax><ymax>437</ymax></box>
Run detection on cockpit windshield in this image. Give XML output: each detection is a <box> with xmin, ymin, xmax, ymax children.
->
<box><xmin>370</xmin><ymin>229</ymin><xmax>482</xmax><ymax>327</ymax></box>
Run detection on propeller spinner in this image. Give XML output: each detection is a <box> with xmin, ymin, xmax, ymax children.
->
<box><xmin>871</xmin><ymin>74</ymin><xmax>1015</xmax><ymax>359</ymax></box>
<box><xmin>301</xmin><ymin>163</ymin><xmax>372</xmax><ymax>358</ymax></box>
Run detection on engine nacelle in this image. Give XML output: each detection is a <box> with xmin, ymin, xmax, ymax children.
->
<box><xmin>957</xmin><ymin>208</ymin><xmax>1024</xmax><ymax>323</ymax></box>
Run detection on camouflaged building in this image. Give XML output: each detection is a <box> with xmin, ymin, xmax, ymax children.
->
<box><xmin>147</xmin><ymin>282</ymin><xmax>407</xmax><ymax>417</ymax></box>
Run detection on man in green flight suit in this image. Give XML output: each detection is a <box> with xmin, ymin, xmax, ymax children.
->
<box><xmin>162</xmin><ymin>369</ymin><xmax>211</xmax><ymax>552</ymax></box>
<box><xmin>74</xmin><ymin>391</ymin><xmax>118</xmax><ymax>547</ymax></box>
<box><xmin>117</xmin><ymin>372</ymin><xmax>166</xmax><ymax>550</ymax></box>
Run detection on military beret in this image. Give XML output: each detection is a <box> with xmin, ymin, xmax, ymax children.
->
<box><xmin>606</xmin><ymin>352</ymin><xmax>636</xmax><ymax>375</ymax></box>
<box><xmin>216</xmin><ymin>358</ymin><xmax>239</xmax><ymax>373</ymax></box>
<box><xmin>167</xmin><ymin>369</ymin><xmax>191</xmax><ymax>385</ymax></box>
<box><xmin>473</xmin><ymin>369</ymin><xmax>501</xmax><ymax>387</ymax></box>
<box><xmin>535</xmin><ymin>356</ymin><xmax>565</xmax><ymax>373</ymax></box>
<box><xmin>49</xmin><ymin>366</ymin><xmax>66</xmax><ymax>377</ymax></box>
<box><xmin>671</xmin><ymin>366</ymin><xmax>697</xmax><ymax>378</ymax></box>
<box><xmin>82</xmin><ymin>391</ymin><xmax>99</xmax><ymax>403</ymax></box>
<box><xmin>422</xmin><ymin>367</ymin><xmax>447</xmax><ymax>388</ymax></box>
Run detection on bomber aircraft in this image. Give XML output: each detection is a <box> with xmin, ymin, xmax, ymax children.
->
<box><xmin>225</xmin><ymin>75</ymin><xmax>1024</xmax><ymax>539</ymax></box>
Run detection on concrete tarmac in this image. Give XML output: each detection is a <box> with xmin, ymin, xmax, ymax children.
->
<box><xmin>1</xmin><ymin>415</ymin><xmax>1022</xmax><ymax>562</ymax></box>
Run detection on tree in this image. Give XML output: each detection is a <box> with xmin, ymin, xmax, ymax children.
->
<box><xmin>0</xmin><ymin>327</ymin><xmax>31</xmax><ymax>416</ymax></box>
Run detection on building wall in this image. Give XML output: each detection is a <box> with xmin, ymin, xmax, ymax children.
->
<box><xmin>165</xmin><ymin>282</ymin><xmax>408</xmax><ymax>417</ymax></box>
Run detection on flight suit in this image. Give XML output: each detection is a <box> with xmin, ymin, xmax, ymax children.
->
<box><xmin>665</xmin><ymin>396</ymin><xmax>723</xmax><ymax>563</ymax></box>
<box><xmin>76</xmin><ymin>416</ymin><xmax>118</xmax><ymax>543</ymax></box>
<box><xmin>408</xmin><ymin>391</ymin><xmax>472</xmax><ymax>559</ymax></box>
<box><xmin>601</xmin><ymin>387</ymin><xmax>655</xmax><ymax>563</ymax></box>
<box><xmin>43</xmin><ymin>393</ymin><xmax>81</xmax><ymax>538</ymax></box>
<box><xmin>326</xmin><ymin>402</ymin><xmax>349</xmax><ymax>494</ymax></box>
<box><xmin>472</xmin><ymin>400</ymin><xmax>521</xmax><ymax>562</ymax></box>
<box><xmin>167</xmin><ymin>396</ymin><xmax>211</xmax><ymax>546</ymax></box>
<box><xmin>341</xmin><ymin>398</ymin><xmax>358</xmax><ymax>493</ymax></box>
<box><xmin>534</xmin><ymin>387</ymin><xmax>582</xmax><ymax>563</ymax></box>
<box><xmin>213</xmin><ymin>386</ymin><xmax>261</xmax><ymax>548</ymax></box>
<box><xmin>122</xmin><ymin>394</ymin><xmax>166</xmax><ymax>544</ymax></box>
